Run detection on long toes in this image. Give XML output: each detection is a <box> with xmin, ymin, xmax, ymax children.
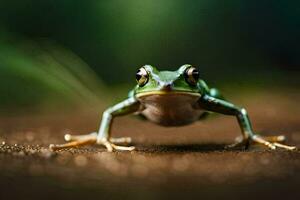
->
<box><xmin>276</xmin><ymin>135</ymin><xmax>286</xmax><ymax>142</ymax></box>
<box><xmin>110</xmin><ymin>137</ymin><xmax>132</xmax><ymax>144</ymax></box>
<box><xmin>64</xmin><ymin>132</ymin><xmax>98</xmax><ymax>142</ymax></box>
<box><xmin>49</xmin><ymin>143</ymin><xmax>74</xmax><ymax>151</ymax></box>
<box><xmin>252</xmin><ymin>135</ymin><xmax>297</xmax><ymax>151</ymax></box>
<box><xmin>111</xmin><ymin>144</ymin><xmax>135</xmax><ymax>151</ymax></box>
<box><xmin>98</xmin><ymin>138</ymin><xmax>135</xmax><ymax>152</ymax></box>
<box><xmin>262</xmin><ymin>135</ymin><xmax>286</xmax><ymax>143</ymax></box>
<box><xmin>122</xmin><ymin>137</ymin><xmax>132</xmax><ymax>143</ymax></box>
<box><xmin>273</xmin><ymin>142</ymin><xmax>297</xmax><ymax>151</ymax></box>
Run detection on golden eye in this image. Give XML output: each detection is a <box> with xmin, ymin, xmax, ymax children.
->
<box><xmin>136</xmin><ymin>67</ymin><xmax>149</xmax><ymax>87</ymax></box>
<box><xmin>184</xmin><ymin>67</ymin><xmax>199</xmax><ymax>86</ymax></box>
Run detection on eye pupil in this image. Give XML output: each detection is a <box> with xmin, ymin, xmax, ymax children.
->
<box><xmin>136</xmin><ymin>70</ymin><xmax>142</xmax><ymax>81</ymax></box>
<box><xmin>192</xmin><ymin>69</ymin><xmax>199</xmax><ymax>80</ymax></box>
<box><xmin>184</xmin><ymin>67</ymin><xmax>199</xmax><ymax>86</ymax></box>
<box><xmin>136</xmin><ymin>67</ymin><xmax>149</xmax><ymax>86</ymax></box>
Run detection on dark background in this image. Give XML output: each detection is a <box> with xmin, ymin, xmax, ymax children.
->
<box><xmin>0</xmin><ymin>0</ymin><xmax>299</xmax><ymax>112</ymax></box>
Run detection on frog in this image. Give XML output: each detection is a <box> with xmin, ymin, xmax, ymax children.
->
<box><xmin>49</xmin><ymin>64</ymin><xmax>297</xmax><ymax>152</ymax></box>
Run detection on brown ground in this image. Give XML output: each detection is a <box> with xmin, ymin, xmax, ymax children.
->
<box><xmin>0</xmin><ymin>90</ymin><xmax>300</xmax><ymax>200</ymax></box>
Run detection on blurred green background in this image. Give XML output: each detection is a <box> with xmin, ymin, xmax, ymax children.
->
<box><xmin>0</xmin><ymin>0</ymin><xmax>299</xmax><ymax>113</ymax></box>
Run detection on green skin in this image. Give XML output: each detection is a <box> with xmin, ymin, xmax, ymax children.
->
<box><xmin>50</xmin><ymin>64</ymin><xmax>296</xmax><ymax>152</ymax></box>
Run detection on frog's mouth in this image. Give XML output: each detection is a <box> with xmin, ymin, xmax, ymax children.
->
<box><xmin>136</xmin><ymin>91</ymin><xmax>201</xmax><ymax>98</ymax></box>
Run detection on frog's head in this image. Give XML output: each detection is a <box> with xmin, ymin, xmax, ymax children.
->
<box><xmin>134</xmin><ymin>64</ymin><xmax>202</xmax><ymax>97</ymax></box>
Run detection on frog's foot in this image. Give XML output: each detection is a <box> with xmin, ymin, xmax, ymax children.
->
<box><xmin>226</xmin><ymin>135</ymin><xmax>297</xmax><ymax>151</ymax></box>
<box><xmin>97</xmin><ymin>138</ymin><xmax>135</xmax><ymax>152</ymax></box>
<box><xmin>49</xmin><ymin>132</ymin><xmax>134</xmax><ymax>152</ymax></box>
<box><xmin>251</xmin><ymin>135</ymin><xmax>297</xmax><ymax>151</ymax></box>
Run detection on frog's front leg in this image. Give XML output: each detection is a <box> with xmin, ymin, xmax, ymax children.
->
<box><xmin>198</xmin><ymin>95</ymin><xmax>297</xmax><ymax>151</ymax></box>
<box><xmin>50</xmin><ymin>97</ymin><xmax>142</xmax><ymax>152</ymax></box>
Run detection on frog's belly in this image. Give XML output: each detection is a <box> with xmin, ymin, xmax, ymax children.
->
<box><xmin>137</xmin><ymin>93</ymin><xmax>204</xmax><ymax>126</ymax></box>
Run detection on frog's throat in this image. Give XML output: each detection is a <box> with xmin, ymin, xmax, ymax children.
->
<box><xmin>135</xmin><ymin>91</ymin><xmax>201</xmax><ymax>98</ymax></box>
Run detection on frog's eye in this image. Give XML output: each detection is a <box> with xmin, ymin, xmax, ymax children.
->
<box><xmin>136</xmin><ymin>67</ymin><xmax>149</xmax><ymax>87</ymax></box>
<box><xmin>184</xmin><ymin>67</ymin><xmax>199</xmax><ymax>86</ymax></box>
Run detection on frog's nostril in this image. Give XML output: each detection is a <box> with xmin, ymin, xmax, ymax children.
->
<box><xmin>161</xmin><ymin>83</ymin><xmax>173</xmax><ymax>91</ymax></box>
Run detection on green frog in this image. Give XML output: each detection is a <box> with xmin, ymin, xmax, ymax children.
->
<box><xmin>50</xmin><ymin>64</ymin><xmax>296</xmax><ymax>152</ymax></box>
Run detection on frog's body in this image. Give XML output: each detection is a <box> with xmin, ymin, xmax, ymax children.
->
<box><xmin>50</xmin><ymin>64</ymin><xmax>296</xmax><ymax>152</ymax></box>
<box><xmin>137</xmin><ymin>92</ymin><xmax>203</xmax><ymax>126</ymax></box>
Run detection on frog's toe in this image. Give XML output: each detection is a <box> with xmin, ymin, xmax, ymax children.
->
<box><xmin>111</xmin><ymin>143</ymin><xmax>135</xmax><ymax>151</ymax></box>
<box><xmin>49</xmin><ymin>138</ymin><xmax>96</xmax><ymax>151</ymax></box>
<box><xmin>102</xmin><ymin>140</ymin><xmax>114</xmax><ymax>152</ymax></box>
<box><xmin>64</xmin><ymin>132</ymin><xmax>97</xmax><ymax>142</ymax></box>
<box><xmin>273</xmin><ymin>142</ymin><xmax>297</xmax><ymax>151</ymax></box>
<box><xmin>260</xmin><ymin>135</ymin><xmax>286</xmax><ymax>143</ymax></box>
<box><xmin>110</xmin><ymin>137</ymin><xmax>132</xmax><ymax>145</ymax></box>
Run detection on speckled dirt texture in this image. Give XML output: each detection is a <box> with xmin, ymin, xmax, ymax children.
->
<box><xmin>0</xmin><ymin>90</ymin><xmax>299</xmax><ymax>200</ymax></box>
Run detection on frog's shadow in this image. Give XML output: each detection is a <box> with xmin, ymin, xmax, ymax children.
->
<box><xmin>137</xmin><ymin>143</ymin><xmax>245</xmax><ymax>153</ymax></box>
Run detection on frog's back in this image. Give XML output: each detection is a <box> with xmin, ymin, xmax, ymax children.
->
<box><xmin>137</xmin><ymin>93</ymin><xmax>204</xmax><ymax>126</ymax></box>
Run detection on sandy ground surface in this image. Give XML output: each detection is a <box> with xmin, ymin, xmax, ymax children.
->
<box><xmin>0</xmin><ymin>90</ymin><xmax>300</xmax><ymax>200</ymax></box>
